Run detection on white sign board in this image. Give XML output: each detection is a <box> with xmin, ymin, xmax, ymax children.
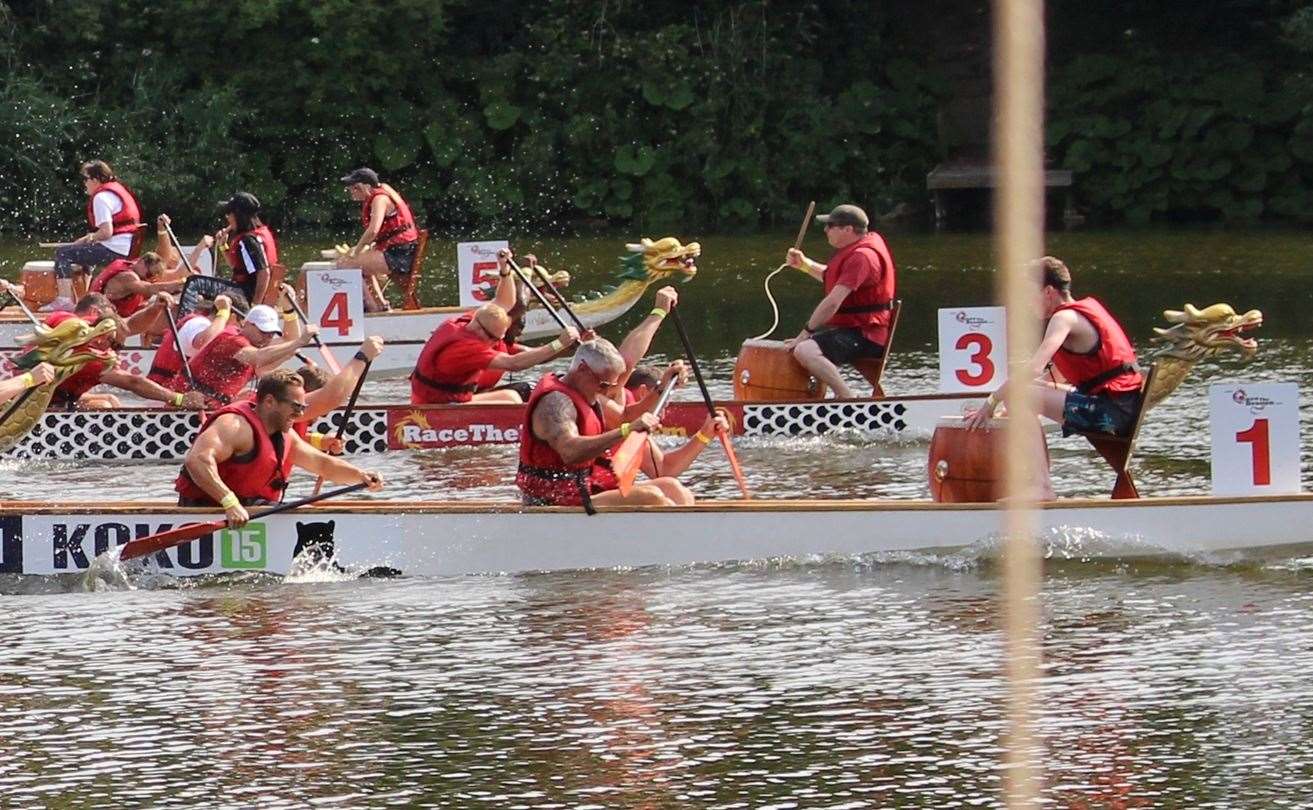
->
<box><xmin>457</xmin><ymin>240</ymin><xmax>508</xmax><ymax>307</ymax></box>
<box><xmin>177</xmin><ymin>245</ymin><xmax>215</xmax><ymax>276</ymax></box>
<box><xmin>1209</xmin><ymin>382</ymin><xmax>1301</xmax><ymax>496</ymax></box>
<box><xmin>306</xmin><ymin>268</ymin><xmax>364</xmax><ymax>342</ymax></box>
<box><xmin>938</xmin><ymin>306</ymin><xmax>1007</xmax><ymax>393</ymax></box>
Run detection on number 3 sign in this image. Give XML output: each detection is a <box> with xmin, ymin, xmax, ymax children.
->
<box><xmin>306</xmin><ymin>268</ymin><xmax>364</xmax><ymax>342</ymax></box>
<box><xmin>1209</xmin><ymin>382</ymin><xmax>1301</xmax><ymax>495</ymax></box>
<box><xmin>938</xmin><ymin>307</ymin><xmax>1007</xmax><ymax>393</ymax></box>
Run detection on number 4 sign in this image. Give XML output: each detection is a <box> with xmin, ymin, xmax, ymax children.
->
<box><xmin>938</xmin><ymin>307</ymin><xmax>1007</xmax><ymax>393</ymax></box>
<box><xmin>1209</xmin><ymin>382</ymin><xmax>1301</xmax><ymax>495</ymax></box>
<box><xmin>306</xmin><ymin>268</ymin><xmax>364</xmax><ymax>342</ymax></box>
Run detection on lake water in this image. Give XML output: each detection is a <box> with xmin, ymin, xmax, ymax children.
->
<box><xmin>2</xmin><ymin>228</ymin><xmax>1312</xmax><ymax>806</ymax></box>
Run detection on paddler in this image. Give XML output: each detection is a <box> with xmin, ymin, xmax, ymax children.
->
<box><xmin>338</xmin><ymin>167</ymin><xmax>420</xmax><ymax>312</ymax></box>
<box><xmin>34</xmin><ymin>294</ymin><xmax>205</xmax><ymax>411</ymax></box>
<box><xmin>471</xmin><ymin>249</ymin><xmax>551</xmax><ymax>402</ymax></box>
<box><xmin>0</xmin><ymin>363</ymin><xmax>55</xmax><ymax>405</ymax></box>
<box><xmin>174</xmin><ymin>287</ymin><xmax>318</xmax><ymax>408</ymax></box>
<box><xmin>153</xmin><ymin>214</ymin><xmax>213</xmax><ymax>275</ymax></box>
<box><xmin>47</xmin><ymin>160</ymin><xmax>143</xmax><ymax>312</ymax></box>
<box><xmin>88</xmin><ymin>252</ymin><xmax>183</xmax><ymax>339</ymax></box>
<box><xmin>176</xmin><ymin>368</ymin><xmax>383</xmax><ymax>528</ymax></box>
<box><xmin>287</xmin><ymin>335</ymin><xmax>384</xmax><ymax>454</ymax></box>
<box><xmin>783</xmin><ymin>204</ymin><xmax>897</xmax><ymax>398</ymax></box>
<box><xmin>146</xmin><ymin>294</ymin><xmax>240</xmax><ymax>387</ymax></box>
<box><xmin>967</xmin><ymin>257</ymin><xmax>1143</xmax><ymax>440</ymax></box>
<box><xmin>215</xmin><ymin>192</ymin><xmax>278</xmax><ymax>306</ymax></box>
<box><xmin>517</xmin><ymin>338</ymin><xmax>702</xmax><ymax>509</ymax></box>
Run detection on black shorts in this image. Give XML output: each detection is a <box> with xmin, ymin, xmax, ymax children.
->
<box><xmin>1062</xmin><ymin>390</ymin><xmax>1141</xmax><ymax>438</ymax></box>
<box><xmin>384</xmin><ymin>242</ymin><xmax>418</xmax><ymax>275</ymax></box>
<box><xmin>811</xmin><ymin>327</ymin><xmax>885</xmax><ymax>365</ymax></box>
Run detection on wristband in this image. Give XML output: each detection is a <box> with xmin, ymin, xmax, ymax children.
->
<box><xmin>214</xmin><ymin>309</ymin><xmax>230</xmax><ymax>324</ymax></box>
<box><xmin>309</xmin><ymin>432</ymin><xmax>326</xmax><ymax>450</ymax></box>
<box><xmin>549</xmin><ymin>338</ymin><xmax>564</xmax><ymax>352</ymax></box>
<box><xmin>354</xmin><ymin>350</ymin><xmax>369</xmax><ymax>363</ymax></box>
<box><xmin>803</xmin><ymin>325</ymin><xmax>816</xmax><ymax>335</ymax></box>
<box><xmin>283</xmin><ymin>312</ymin><xmax>297</xmax><ymax>322</ymax></box>
<box><xmin>499</xmin><ymin>270</ymin><xmax>511</xmax><ymax>277</ymax></box>
<box><xmin>620</xmin><ymin>422</ymin><xmax>631</xmax><ymax>438</ymax></box>
<box><xmin>171</xmin><ymin>393</ymin><xmax>184</xmax><ymax>407</ymax></box>
<box><xmin>18</xmin><ymin>372</ymin><xmax>34</xmax><ymax>389</ymax></box>
<box><xmin>219</xmin><ymin>492</ymin><xmax>240</xmax><ymax>510</ymax></box>
<box><xmin>693</xmin><ymin>430</ymin><xmax>712</xmax><ymax>445</ymax></box>
<box><xmin>649</xmin><ymin>308</ymin><xmax>668</xmax><ymax>320</ymax></box>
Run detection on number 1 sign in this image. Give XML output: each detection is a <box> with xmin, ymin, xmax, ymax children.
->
<box><xmin>1209</xmin><ymin>382</ymin><xmax>1301</xmax><ymax>495</ymax></box>
<box><xmin>938</xmin><ymin>307</ymin><xmax>1007</xmax><ymax>393</ymax></box>
<box><xmin>306</xmin><ymin>268</ymin><xmax>364</xmax><ymax>343</ymax></box>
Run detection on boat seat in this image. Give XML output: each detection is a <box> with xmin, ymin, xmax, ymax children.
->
<box><xmin>398</xmin><ymin>228</ymin><xmax>429</xmax><ymax>310</ymax></box>
<box><xmin>261</xmin><ymin>263</ymin><xmax>288</xmax><ymax>306</ymax></box>
<box><xmin>851</xmin><ymin>299</ymin><xmax>901</xmax><ymax>398</ymax></box>
<box><xmin>1076</xmin><ymin>364</ymin><xmax>1158</xmax><ymax>500</ymax></box>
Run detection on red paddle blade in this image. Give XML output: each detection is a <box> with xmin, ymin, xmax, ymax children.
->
<box><xmin>119</xmin><ymin>519</ymin><xmax>226</xmax><ymax>561</ymax></box>
<box><xmin>611</xmin><ymin>432</ymin><xmax>648</xmax><ymax>496</ymax></box>
<box><xmin>717</xmin><ymin>427</ymin><xmax>751</xmax><ymax>500</ymax></box>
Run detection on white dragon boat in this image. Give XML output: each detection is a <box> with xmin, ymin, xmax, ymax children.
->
<box><xmin>2</xmin><ymin>494</ymin><xmax>1310</xmax><ymax>577</ymax></box>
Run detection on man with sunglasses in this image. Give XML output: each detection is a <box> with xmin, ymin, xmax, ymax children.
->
<box><xmin>518</xmin><ymin>338</ymin><xmax>696</xmax><ymax>511</ymax></box>
<box><xmin>783</xmin><ymin>204</ymin><xmax>897</xmax><ymax>398</ymax></box>
<box><xmin>177</xmin><ymin>368</ymin><xmax>383</xmax><ymax>528</ymax></box>
<box><xmin>410</xmin><ymin>302</ymin><xmax>580</xmax><ymax>405</ymax></box>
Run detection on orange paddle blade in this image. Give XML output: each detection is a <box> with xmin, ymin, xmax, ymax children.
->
<box><xmin>717</xmin><ymin>426</ymin><xmax>751</xmax><ymax>499</ymax></box>
<box><xmin>611</xmin><ymin>432</ymin><xmax>649</xmax><ymax>496</ymax></box>
<box><xmin>120</xmin><ymin>519</ymin><xmax>227</xmax><ymax>561</ymax></box>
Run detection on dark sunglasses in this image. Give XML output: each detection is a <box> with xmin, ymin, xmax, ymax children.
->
<box><xmin>278</xmin><ymin>397</ymin><xmax>308</xmax><ymax>416</ymax></box>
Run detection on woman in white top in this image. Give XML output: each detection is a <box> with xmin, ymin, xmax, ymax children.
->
<box><xmin>50</xmin><ymin>160</ymin><xmax>142</xmax><ymax>311</ymax></box>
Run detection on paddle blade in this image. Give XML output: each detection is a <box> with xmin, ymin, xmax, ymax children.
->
<box><xmin>611</xmin><ymin>432</ymin><xmax>649</xmax><ymax>496</ymax></box>
<box><xmin>119</xmin><ymin>519</ymin><xmax>226</xmax><ymax>561</ymax></box>
<box><xmin>717</xmin><ymin>427</ymin><xmax>751</xmax><ymax>500</ymax></box>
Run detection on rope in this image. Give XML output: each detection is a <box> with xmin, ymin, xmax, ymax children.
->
<box><xmin>750</xmin><ymin>263</ymin><xmax>790</xmax><ymax>341</ymax></box>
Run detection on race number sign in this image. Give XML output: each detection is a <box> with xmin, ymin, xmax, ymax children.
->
<box><xmin>1209</xmin><ymin>382</ymin><xmax>1301</xmax><ymax>495</ymax></box>
<box><xmin>457</xmin><ymin>240</ymin><xmax>509</xmax><ymax>307</ymax></box>
<box><xmin>938</xmin><ymin>307</ymin><xmax>1007</xmax><ymax>393</ymax></box>
<box><xmin>306</xmin><ymin>268</ymin><xmax>364</xmax><ymax>342</ymax></box>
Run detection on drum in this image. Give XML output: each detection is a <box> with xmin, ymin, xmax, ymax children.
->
<box><xmin>19</xmin><ymin>263</ymin><xmax>57</xmax><ymax>309</ymax></box>
<box><xmin>733</xmin><ymin>339</ymin><xmax>827</xmax><ymax>401</ymax></box>
<box><xmin>928</xmin><ymin>417</ymin><xmax>1050</xmax><ymax>503</ymax></box>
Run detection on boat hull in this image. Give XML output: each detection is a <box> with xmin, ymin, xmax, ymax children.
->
<box><xmin>0</xmin><ymin>394</ymin><xmax>984</xmax><ymax>461</ymax></box>
<box><xmin>4</xmin><ymin>494</ymin><xmax>1311</xmax><ymax>577</ymax></box>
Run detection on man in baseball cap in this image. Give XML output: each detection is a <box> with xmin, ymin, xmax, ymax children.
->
<box><xmin>783</xmin><ymin>203</ymin><xmax>898</xmax><ymax>398</ymax></box>
<box><xmin>337</xmin><ymin>167</ymin><xmax>421</xmax><ymax>312</ymax></box>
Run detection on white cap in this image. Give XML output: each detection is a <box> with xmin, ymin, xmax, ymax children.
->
<box><xmin>245</xmin><ymin>304</ymin><xmax>283</xmax><ymax>335</ymax></box>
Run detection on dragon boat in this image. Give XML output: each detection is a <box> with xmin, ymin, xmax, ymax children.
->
<box><xmin>0</xmin><ymin>237</ymin><xmax>701</xmax><ymax>379</ymax></box>
<box><xmin>2</xmin><ymin>492</ymin><xmax>1311</xmax><ymax>578</ymax></box>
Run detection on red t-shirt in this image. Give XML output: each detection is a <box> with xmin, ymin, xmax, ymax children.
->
<box><xmin>476</xmin><ymin>341</ymin><xmax>524</xmax><ymax>390</ymax></box>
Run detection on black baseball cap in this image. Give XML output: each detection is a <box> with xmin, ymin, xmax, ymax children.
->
<box><xmin>218</xmin><ymin>192</ymin><xmax>261</xmax><ymax>215</ymax></box>
<box><xmin>815</xmin><ymin>204</ymin><xmax>869</xmax><ymax>229</ymax></box>
<box><xmin>340</xmin><ymin>167</ymin><xmax>380</xmax><ymax>186</ymax></box>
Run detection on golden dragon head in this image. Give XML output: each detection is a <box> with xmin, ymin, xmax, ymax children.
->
<box><xmin>619</xmin><ymin>237</ymin><xmax>700</xmax><ymax>283</ymax></box>
<box><xmin>13</xmin><ymin>317</ymin><xmax>119</xmax><ymax>377</ymax></box>
<box><xmin>1151</xmin><ymin>303</ymin><xmax>1263</xmax><ymax>362</ymax></box>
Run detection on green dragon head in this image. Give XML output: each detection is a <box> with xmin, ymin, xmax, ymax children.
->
<box><xmin>618</xmin><ymin>237</ymin><xmax>701</xmax><ymax>283</ymax></box>
<box><xmin>1151</xmin><ymin>303</ymin><xmax>1263</xmax><ymax>362</ymax></box>
<box><xmin>13</xmin><ymin>317</ymin><xmax>119</xmax><ymax>378</ymax></box>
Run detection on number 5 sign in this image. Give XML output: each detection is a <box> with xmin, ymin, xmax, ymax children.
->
<box><xmin>938</xmin><ymin>307</ymin><xmax>1007</xmax><ymax>393</ymax></box>
<box><xmin>1209</xmin><ymin>382</ymin><xmax>1301</xmax><ymax>495</ymax></box>
<box><xmin>306</xmin><ymin>268</ymin><xmax>364</xmax><ymax>342</ymax></box>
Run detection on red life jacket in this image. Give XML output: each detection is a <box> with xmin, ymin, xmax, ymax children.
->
<box><xmin>148</xmin><ymin>312</ymin><xmax>206</xmax><ymax>385</ymax></box>
<box><xmin>1050</xmin><ymin>297</ymin><xmax>1143</xmax><ymax>395</ymax></box>
<box><xmin>410</xmin><ymin>314</ymin><xmax>492</xmax><ymax>404</ymax></box>
<box><xmin>516</xmin><ymin>373</ymin><xmax>619</xmax><ymax>510</ymax></box>
<box><xmin>89</xmin><ymin>259</ymin><xmax>146</xmax><ymax>317</ymax></box>
<box><xmin>363</xmin><ymin>188</ymin><xmax>418</xmax><ymax>251</ymax></box>
<box><xmin>823</xmin><ymin>232</ymin><xmax>897</xmax><ymax>345</ymax></box>
<box><xmin>177</xmin><ymin>326</ymin><xmax>254</xmax><ymax>407</ymax></box>
<box><xmin>85</xmin><ymin>180</ymin><xmax>141</xmax><ymax>235</ymax></box>
<box><xmin>225</xmin><ymin>225</ymin><xmax>279</xmax><ymax>286</ymax></box>
<box><xmin>174</xmin><ymin>400</ymin><xmax>294</xmax><ymax>505</ymax></box>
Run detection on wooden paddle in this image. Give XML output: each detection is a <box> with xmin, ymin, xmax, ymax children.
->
<box><xmin>518</xmin><ymin>258</ymin><xmax>587</xmax><ymax>332</ymax></box>
<box><xmin>505</xmin><ymin>258</ymin><xmax>570</xmax><ymax>330</ymax></box>
<box><xmin>39</xmin><ymin>242</ymin><xmax>75</xmax><ymax>249</ymax></box>
<box><xmin>285</xmin><ymin>294</ymin><xmax>342</xmax><ymax>374</ymax></box>
<box><xmin>162</xmin><ymin>220</ymin><xmax>198</xmax><ymax>276</ymax></box>
<box><xmin>670</xmin><ymin>305</ymin><xmax>751</xmax><ymax>499</ymax></box>
<box><xmin>794</xmin><ymin>200</ymin><xmax>817</xmax><ymax>252</ymax></box>
<box><xmin>163</xmin><ymin>302</ymin><xmax>199</xmax><ymax>391</ymax></box>
<box><xmin>613</xmin><ymin>376</ymin><xmax>678</xmax><ymax>495</ymax></box>
<box><xmin>119</xmin><ymin>481</ymin><xmax>370</xmax><ymax>562</ymax></box>
<box><xmin>3</xmin><ymin>287</ymin><xmax>43</xmax><ymax>328</ymax></box>
<box><xmin>312</xmin><ymin>358</ymin><xmax>371</xmax><ymax>496</ymax></box>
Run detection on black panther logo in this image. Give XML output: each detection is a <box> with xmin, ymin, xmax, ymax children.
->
<box><xmin>292</xmin><ymin>519</ymin><xmax>401</xmax><ymax>578</ymax></box>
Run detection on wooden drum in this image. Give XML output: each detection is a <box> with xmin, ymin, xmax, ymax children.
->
<box><xmin>927</xmin><ymin>417</ymin><xmax>1050</xmax><ymax>503</ymax></box>
<box><xmin>19</xmin><ymin>263</ymin><xmax>57</xmax><ymax>309</ymax></box>
<box><xmin>733</xmin><ymin>339</ymin><xmax>827</xmax><ymax>402</ymax></box>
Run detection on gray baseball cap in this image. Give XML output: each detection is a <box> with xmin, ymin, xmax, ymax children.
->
<box><xmin>815</xmin><ymin>204</ymin><xmax>869</xmax><ymax>229</ymax></box>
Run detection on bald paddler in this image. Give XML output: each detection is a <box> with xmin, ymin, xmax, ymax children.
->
<box><xmin>517</xmin><ymin>338</ymin><xmax>702</xmax><ymax>509</ymax></box>
<box><xmin>177</xmin><ymin>369</ymin><xmax>383</xmax><ymax>528</ymax></box>
<box><xmin>338</xmin><ymin>167</ymin><xmax>420</xmax><ymax>312</ymax></box>
<box><xmin>784</xmin><ymin>204</ymin><xmax>897</xmax><ymax>398</ymax></box>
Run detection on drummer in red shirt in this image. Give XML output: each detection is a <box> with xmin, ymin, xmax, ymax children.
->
<box><xmin>784</xmin><ymin>204</ymin><xmax>897</xmax><ymax>399</ymax></box>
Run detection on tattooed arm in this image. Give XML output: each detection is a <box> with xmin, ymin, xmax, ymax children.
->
<box><xmin>532</xmin><ymin>391</ymin><xmax>652</xmax><ymax>465</ymax></box>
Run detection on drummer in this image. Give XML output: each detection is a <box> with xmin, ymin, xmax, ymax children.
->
<box><xmin>966</xmin><ymin>256</ymin><xmax>1142</xmax><ymax>438</ymax></box>
<box><xmin>176</xmin><ymin>369</ymin><xmax>383</xmax><ymax>528</ymax></box>
<box><xmin>337</xmin><ymin>168</ymin><xmax>420</xmax><ymax>312</ymax></box>
<box><xmin>783</xmin><ymin>204</ymin><xmax>897</xmax><ymax>398</ymax></box>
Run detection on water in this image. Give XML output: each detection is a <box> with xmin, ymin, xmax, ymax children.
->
<box><xmin>3</xmin><ymin>228</ymin><xmax>1313</xmax><ymax>806</ymax></box>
